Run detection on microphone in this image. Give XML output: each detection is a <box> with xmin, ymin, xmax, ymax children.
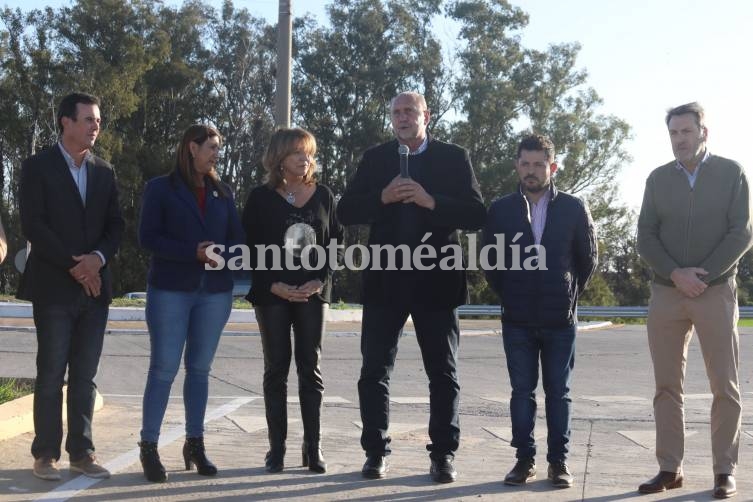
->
<box><xmin>398</xmin><ymin>144</ymin><xmax>410</xmax><ymax>178</ymax></box>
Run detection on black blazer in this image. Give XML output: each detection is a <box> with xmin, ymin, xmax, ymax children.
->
<box><xmin>337</xmin><ymin>137</ymin><xmax>486</xmax><ymax>309</ymax></box>
<box><xmin>17</xmin><ymin>144</ymin><xmax>125</xmax><ymax>305</ymax></box>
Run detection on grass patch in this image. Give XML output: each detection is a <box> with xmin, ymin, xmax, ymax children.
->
<box><xmin>0</xmin><ymin>294</ymin><xmax>28</xmax><ymax>303</ymax></box>
<box><xmin>110</xmin><ymin>297</ymin><xmax>255</xmax><ymax>309</ymax></box>
<box><xmin>0</xmin><ymin>377</ymin><xmax>34</xmax><ymax>405</ymax></box>
<box><xmin>110</xmin><ymin>298</ymin><xmax>146</xmax><ymax>307</ymax></box>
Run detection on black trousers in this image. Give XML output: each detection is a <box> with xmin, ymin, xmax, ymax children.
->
<box><xmin>358</xmin><ymin>303</ymin><xmax>460</xmax><ymax>459</ymax></box>
<box><xmin>31</xmin><ymin>294</ymin><xmax>108</xmax><ymax>461</ymax></box>
<box><xmin>255</xmin><ymin>300</ymin><xmax>325</xmax><ymax>451</ymax></box>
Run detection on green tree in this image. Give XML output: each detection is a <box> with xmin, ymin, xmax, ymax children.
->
<box><xmin>208</xmin><ymin>0</ymin><xmax>277</xmax><ymax>201</ymax></box>
<box><xmin>0</xmin><ymin>7</ymin><xmax>65</xmax><ymax>292</ymax></box>
<box><xmin>0</xmin><ymin>0</ymin><xmax>652</xmax><ymax>306</ymax></box>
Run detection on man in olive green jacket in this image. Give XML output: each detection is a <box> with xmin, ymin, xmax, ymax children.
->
<box><xmin>637</xmin><ymin>102</ymin><xmax>753</xmax><ymax>499</ymax></box>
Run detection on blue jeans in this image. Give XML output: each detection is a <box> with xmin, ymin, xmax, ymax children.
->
<box><xmin>141</xmin><ymin>283</ymin><xmax>233</xmax><ymax>442</ymax></box>
<box><xmin>502</xmin><ymin>323</ymin><xmax>576</xmax><ymax>463</ymax></box>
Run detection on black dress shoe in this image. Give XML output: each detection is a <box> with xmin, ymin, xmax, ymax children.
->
<box><xmin>362</xmin><ymin>455</ymin><xmax>388</xmax><ymax>479</ymax></box>
<box><xmin>504</xmin><ymin>457</ymin><xmax>536</xmax><ymax>486</ymax></box>
<box><xmin>638</xmin><ymin>470</ymin><xmax>683</xmax><ymax>494</ymax></box>
<box><xmin>548</xmin><ymin>461</ymin><xmax>574</xmax><ymax>488</ymax></box>
<box><xmin>430</xmin><ymin>456</ymin><xmax>457</xmax><ymax>483</ymax></box>
<box><xmin>713</xmin><ymin>474</ymin><xmax>736</xmax><ymax>499</ymax></box>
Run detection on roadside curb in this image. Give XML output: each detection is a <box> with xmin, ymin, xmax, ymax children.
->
<box><xmin>0</xmin><ymin>322</ymin><xmax>613</xmax><ymax>336</ymax></box>
<box><xmin>0</xmin><ymin>386</ymin><xmax>104</xmax><ymax>442</ymax></box>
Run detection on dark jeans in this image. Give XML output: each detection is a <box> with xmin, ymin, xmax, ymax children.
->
<box><xmin>31</xmin><ymin>295</ymin><xmax>109</xmax><ymax>461</ymax></box>
<box><xmin>502</xmin><ymin>323</ymin><xmax>576</xmax><ymax>463</ymax></box>
<box><xmin>358</xmin><ymin>304</ymin><xmax>460</xmax><ymax>460</ymax></box>
<box><xmin>255</xmin><ymin>300</ymin><xmax>325</xmax><ymax>450</ymax></box>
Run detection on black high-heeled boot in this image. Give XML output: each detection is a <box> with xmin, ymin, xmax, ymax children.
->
<box><xmin>302</xmin><ymin>441</ymin><xmax>327</xmax><ymax>473</ymax></box>
<box><xmin>183</xmin><ymin>437</ymin><xmax>217</xmax><ymax>476</ymax></box>
<box><xmin>138</xmin><ymin>441</ymin><xmax>167</xmax><ymax>482</ymax></box>
<box><xmin>300</xmin><ymin>387</ymin><xmax>326</xmax><ymax>473</ymax></box>
<box><xmin>262</xmin><ymin>381</ymin><xmax>287</xmax><ymax>473</ymax></box>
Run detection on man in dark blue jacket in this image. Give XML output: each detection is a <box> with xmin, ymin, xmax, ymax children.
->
<box><xmin>483</xmin><ymin>134</ymin><xmax>597</xmax><ymax>489</ymax></box>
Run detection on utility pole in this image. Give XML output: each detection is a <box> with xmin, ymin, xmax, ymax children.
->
<box><xmin>276</xmin><ymin>0</ymin><xmax>292</xmax><ymax>128</ymax></box>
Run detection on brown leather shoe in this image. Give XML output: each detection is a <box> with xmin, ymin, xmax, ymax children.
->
<box><xmin>33</xmin><ymin>457</ymin><xmax>61</xmax><ymax>481</ymax></box>
<box><xmin>69</xmin><ymin>454</ymin><xmax>111</xmax><ymax>479</ymax></box>
<box><xmin>638</xmin><ymin>470</ymin><xmax>683</xmax><ymax>494</ymax></box>
<box><xmin>713</xmin><ymin>474</ymin><xmax>736</xmax><ymax>499</ymax></box>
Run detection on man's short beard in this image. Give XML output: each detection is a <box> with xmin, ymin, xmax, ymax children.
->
<box><xmin>526</xmin><ymin>181</ymin><xmax>549</xmax><ymax>193</ymax></box>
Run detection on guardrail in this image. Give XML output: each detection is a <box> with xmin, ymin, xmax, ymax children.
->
<box><xmin>457</xmin><ymin>305</ymin><xmax>753</xmax><ymax>319</ymax></box>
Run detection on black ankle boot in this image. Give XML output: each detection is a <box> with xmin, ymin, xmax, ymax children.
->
<box><xmin>265</xmin><ymin>447</ymin><xmax>285</xmax><ymax>473</ymax></box>
<box><xmin>138</xmin><ymin>441</ymin><xmax>167</xmax><ymax>482</ymax></box>
<box><xmin>183</xmin><ymin>437</ymin><xmax>217</xmax><ymax>476</ymax></box>
<box><xmin>302</xmin><ymin>441</ymin><xmax>327</xmax><ymax>473</ymax></box>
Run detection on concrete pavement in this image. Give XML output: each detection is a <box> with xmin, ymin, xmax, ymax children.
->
<box><xmin>1</xmin><ymin>321</ymin><xmax>752</xmax><ymax>501</ymax></box>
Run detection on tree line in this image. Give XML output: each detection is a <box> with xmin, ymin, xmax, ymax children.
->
<box><xmin>2</xmin><ymin>0</ymin><xmax>747</xmax><ymax>305</ymax></box>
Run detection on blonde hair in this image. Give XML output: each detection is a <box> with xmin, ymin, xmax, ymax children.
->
<box><xmin>262</xmin><ymin>127</ymin><xmax>317</xmax><ymax>188</ymax></box>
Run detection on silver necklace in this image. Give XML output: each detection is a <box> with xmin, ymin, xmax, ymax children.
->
<box><xmin>283</xmin><ymin>182</ymin><xmax>303</xmax><ymax>204</ymax></box>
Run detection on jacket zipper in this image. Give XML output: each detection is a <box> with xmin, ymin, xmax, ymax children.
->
<box><xmin>683</xmin><ymin>188</ymin><xmax>694</xmax><ymax>264</ymax></box>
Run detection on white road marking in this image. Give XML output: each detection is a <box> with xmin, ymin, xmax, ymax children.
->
<box><xmin>32</xmin><ymin>397</ymin><xmax>253</xmax><ymax>502</ymax></box>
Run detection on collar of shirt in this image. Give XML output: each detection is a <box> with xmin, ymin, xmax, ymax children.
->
<box><xmin>519</xmin><ymin>184</ymin><xmax>553</xmax><ymax>202</ymax></box>
<box><xmin>57</xmin><ymin>141</ymin><xmax>93</xmax><ymax>170</ymax></box>
<box><xmin>675</xmin><ymin>149</ymin><xmax>710</xmax><ymax>174</ymax></box>
<box><xmin>519</xmin><ymin>185</ymin><xmax>552</xmax><ymax>223</ymax></box>
<box><xmin>409</xmin><ymin>136</ymin><xmax>429</xmax><ymax>155</ymax></box>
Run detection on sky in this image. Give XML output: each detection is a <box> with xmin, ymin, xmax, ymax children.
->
<box><xmin>3</xmin><ymin>0</ymin><xmax>752</xmax><ymax>210</ymax></box>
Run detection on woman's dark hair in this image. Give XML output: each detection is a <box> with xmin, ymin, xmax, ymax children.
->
<box><xmin>174</xmin><ymin>124</ymin><xmax>227</xmax><ymax>197</ymax></box>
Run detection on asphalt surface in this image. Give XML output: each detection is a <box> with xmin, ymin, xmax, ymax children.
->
<box><xmin>1</xmin><ymin>320</ymin><xmax>753</xmax><ymax>501</ymax></box>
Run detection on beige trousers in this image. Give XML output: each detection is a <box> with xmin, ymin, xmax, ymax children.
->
<box><xmin>647</xmin><ymin>278</ymin><xmax>740</xmax><ymax>475</ymax></box>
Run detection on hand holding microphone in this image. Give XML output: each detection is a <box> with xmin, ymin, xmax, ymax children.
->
<box><xmin>380</xmin><ymin>143</ymin><xmax>435</xmax><ymax>209</ymax></box>
<box><xmin>399</xmin><ymin>143</ymin><xmax>410</xmax><ymax>178</ymax></box>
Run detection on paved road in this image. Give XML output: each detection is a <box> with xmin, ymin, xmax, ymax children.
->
<box><xmin>1</xmin><ymin>322</ymin><xmax>752</xmax><ymax>501</ymax></box>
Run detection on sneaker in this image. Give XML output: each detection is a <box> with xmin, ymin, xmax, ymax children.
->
<box><xmin>70</xmin><ymin>454</ymin><xmax>111</xmax><ymax>479</ymax></box>
<box><xmin>33</xmin><ymin>457</ymin><xmax>61</xmax><ymax>481</ymax></box>
<box><xmin>548</xmin><ymin>461</ymin><xmax>574</xmax><ymax>488</ymax></box>
<box><xmin>504</xmin><ymin>457</ymin><xmax>536</xmax><ymax>486</ymax></box>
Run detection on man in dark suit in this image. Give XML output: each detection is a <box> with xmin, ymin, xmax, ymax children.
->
<box><xmin>18</xmin><ymin>92</ymin><xmax>124</xmax><ymax>480</ymax></box>
<box><xmin>337</xmin><ymin>91</ymin><xmax>486</xmax><ymax>483</ymax></box>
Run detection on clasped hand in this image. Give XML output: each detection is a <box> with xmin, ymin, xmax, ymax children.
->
<box><xmin>197</xmin><ymin>241</ymin><xmax>219</xmax><ymax>268</ymax></box>
<box><xmin>68</xmin><ymin>253</ymin><xmax>103</xmax><ymax>297</ymax></box>
<box><xmin>381</xmin><ymin>175</ymin><xmax>435</xmax><ymax>210</ymax></box>
<box><xmin>271</xmin><ymin>280</ymin><xmax>323</xmax><ymax>302</ymax></box>
<box><xmin>670</xmin><ymin>267</ymin><xmax>709</xmax><ymax>298</ymax></box>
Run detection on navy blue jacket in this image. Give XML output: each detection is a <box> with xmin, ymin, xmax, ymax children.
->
<box><xmin>139</xmin><ymin>172</ymin><xmax>244</xmax><ymax>292</ymax></box>
<box><xmin>483</xmin><ymin>184</ymin><xmax>597</xmax><ymax>327</ymax></box>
